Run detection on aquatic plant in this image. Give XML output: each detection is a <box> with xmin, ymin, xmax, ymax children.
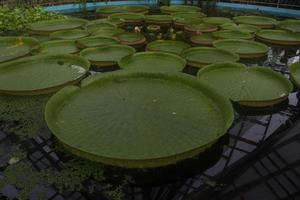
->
<box><xmin>0</xmin><ymin>6</ymin><xmax>66</xmax><ymax>35</ymax></box>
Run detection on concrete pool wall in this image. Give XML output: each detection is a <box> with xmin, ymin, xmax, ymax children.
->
<box><xmin>44</xmin><ymin>1</ymin><xmax>300</xmax><ymax>18</ymax></box>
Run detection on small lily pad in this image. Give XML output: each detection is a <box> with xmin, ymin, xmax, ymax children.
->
<box><xmin>86</xmin><ymin>21</ymin><xmax>117</xmax><ymax>34</ymax></box>
<box><xmin>91</xmin><ymin>18</ymin><xmax>125</xmax><ymax>28</ymax></box>
<box><xmin>0</xmin><ymin>54</ymin><xmax>90</xmax><ymax>95</ymax></box>
<box><xmin>221</xmin><ymin>23</ymin><xmax>260</xmax><ymax>33</ymax></box>
<box><xmin>277</xmin><ymin>19</ymin><xmax>300</xmax><ymax>33</ymax></box>
<box><xmin>96</xmin><ymin>5</ymin><xmax>149</xmax><ymax>17</ymax></box>
<box><xmin>29</xmin><ymin>18</ymin><xmax>88</xmax><ymax>35</ymax></box>
<box><xmin>0</xmin><ymin>36</ymin><xmax>39</xmax><ymax>63</ymax></box>
<box><xmin>213</xmin><ymin>30</ymin><xmax>254</xmax><ymax>40</ymax></box>
<box><xmin>181</xmin><ymin>47</ymin><xmax>239</xmax><ymax>68</ymax></box>
<box><xmin>213</xmin><ymin>39</ymin><xmax>268</xmax><ymax>59</ymax></box>
<box><xmin>184</xmin><ymin>23</ymin><xmax>218</xmax><ymax>34</ymax></box>
<box><xmin>91</xmin><ymin>27</ymin><xmax>124</xmax><ymax>38</ymax></box>
<box><xmin>114</xmin><ymin>32</ymin><xmax>146</xmax><ymax>47</ymax></box>
<box><xmin>80</xmin><ymin>44</ymin><xmax>136</xmax><ymax>67</ymax></box>
<box><xmin>173</xmin><ymin>17</ymin><xmax>204</xmax><ymax>29</ymax></box>
<box><xmin>50</xmin><ymin>29</ymin><xmax>90</xmax><ymax>40</ymax></box>
<box><xmin>119</xmin><ymin>51</ymin><xmax>186</xmax><ymax>72</ymax></box>
<box><xmin>145</xmin><ymin>15</ymin><xmax>173</xmax><ymax>26</ymax></box>
<box><xmin>40</xmin><ymin>40</ymin><xmax>79</xmax><ymax>54</ymax></box>
<box><xmin>256</xmin><ymin>29</ymin><xmax>300</xmax><ymax>46</ymax></box>
<box><xmin>146</xmin><ymin>40</ymin><xmax>191</xmax><ymax>55</ymax></box>
<box><xmin>190</xmin><ymin>33</ymin><xmax>217</xmax><ymax>46</ymax></box>
<box><xmin>171</xmin><ymin>12</ymin><xmax>206</xmax><ymax>18</ymax></box>
<box><xmin>109</xmin><ymin>13</ymin><xmax>145</xmax><ymax>24</ymax></box>
<box><xmin>197</xmin><ymin>62</ymin><xmax>293</xmax><ymax>107</ymax></box>
<box><xmin>233</xmin><ymin>16</ymin><xmax>277</xmax><ymax>28</ymax></box>
<box><xmin>203</xmin><ymin>17</ymin><xmax>232</xmax><ymax>25</ymax></box>
<box><xmin>160</xmin><ymin>5</ymin><xmax>201</xmax><ymax>14</ymax></box>
<box><xmin>76</xmin><ymin>36</ymin><xmax>119</xmax><ymax>49</ymax></box>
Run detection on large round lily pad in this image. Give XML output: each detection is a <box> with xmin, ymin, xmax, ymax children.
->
<box><xmin>0</xmin><ymin>54</ymin><xmax>90</xmax><ymax>95</ymax></box>
<box><xmin>80</xmin><ymin>44</ymin><xmax>136</xmax><ymax>67</ymax></box>
<box><xmin>184</xmin><ymin>23</ymin><xmax>218</xmax><ymax>34</ymax></box>
<box><xmin>109</xmin><ymin>13</ymin><xmax>144</xmax><ymax>24</ymax></box>
<box><xmin>29</xmin><ymin>18</ymin><xmax>88</xmax><ymax>35</ymax></box>
<box><xmin>197</xmin><ymin>62</ymin><xmax>292</xmax><ymax>107</ymax></box>
<box><xmin>45</xmin><ymin>71</ymin><xmax>233</xmax><ymax>168</ymax></box>
<box><xmin>173</xmin><ymin>17</ymin><xmax>203</xmax><ymax>29</ymax></box>
<box><xmin>86</xmin><ymin>21</ymin><xmax>117</xmax><ymax>34</ymax></box>
<box><xmin>160</xmin><ymin>5</ymin><xmax>201</xmax><ymax>14</ymax></box>
<box><xmin>0</xmin><ymin>36</ymin><xmax>39</xmax><ymax>63</ymax></box>
<box><xmin>290</xmin><ymin>61</ymin><xmax>300</xmax><ymax>88</ymax></box>
<box><xmin>190</xmin><ymin>33</ymin><xmax>217</xmax><ymax>46</ymax></box>
<box><xmin>221</xmin><ymin>23</ymin><xmax>260</xmax><ymax>33</ymax></box>
<box><xmin>213</xmin><ymin>39</ymin><xmax>269</xmax><ymax>58</ymax></box>
<box><xmin>96</xmin><ymin>5</ymin><xmax>149</xmax><ymax>17</ymax></box>
<box><xmin>233</xmin><ymin>16</ymin><xmax>277</xmax><ymax>28</ymax></box>
<box><xmin>255</xmin><ymin>29</ymin><xmax>300</xmax><ymax>46</ymax></box>
<box><xmin>203</xmin><ymin>17</ymin><xmax>232</xmax><ymax>25</ymax></box>
<box><xmin>91</xmin><ymin>27</ymin><xmax>124</xmax><ymax>38</ymax></box>
<box><xmin>146</xmin><ymin>40</ymin><xmax>191</xmax><ymax>55</ymax></box>
<box><xmin>145</xmin><ymin>15</ymin><xmax>173</xmax><ymax>26</ymax></box>
<box><xmin>40</xmin><ymin>40</ymin><xmax>79</xmax><ymax>55</ymax></box>
<box><xmin>50</xmin><ymin>29</ymin><xmax>90</xmax><ymax>40</ymax></box>
<box><xmin>114</xmin><ymin>32</ymin><xmax>146</xmax><ymax>47</ymax></box>
<box><xmin>277</xmin><ymin>19</ymin><xmax>300</xmax><ymax>33</ymax></box>
<box><xmin>213</xmin><ymin>39</ymin><xmax>268</xmax><ymax>59</ymax></box>
<box><xmin>92</xmin><ymin>18</ymin><xmax>125</xmax><ymax>28</ymax></box>
<box><xmin>181</xmin><ymin>47</ymin><xmax>239</xmax><ymax>68</ymax></box>
<box><xmin>76</xmin><ymin>36</ymin><xmax>119</xmax><ymax>49</ymax></box>
<box><xmin>171</xmin><ymin>12</ymin><xmax>206</xmax><ymax>19</ymax></box>
<box><xmin>213</xmin><ymin>30</ymin><xmax>254</xmax><ymax>40</ymax></box>
<box><xmin>119</xmin><ymin>52</ymin><xmax>186</xmax><ymax>72</ymax></box>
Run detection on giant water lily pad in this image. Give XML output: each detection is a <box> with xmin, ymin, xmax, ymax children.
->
<box><xmin>213</xmin><ymin>30</ymin><xmax>254</xmax><ymax>40</ymax></box>
<box><xmin>92</xmin><ymin>18</ymin><xmax>125</xmax><ymax>28</ymax></box>
<box><xmin>50</xmin><ymin>29</ymin><xmax>90</xmax><ymax>40</ymax></box>
<box><xmin>0</xmin><ymin>54</ymin><xmax>89</xmax><ymax>95</ymax></box>
<box><xmin>171</xmin><ymin>12</ymin><xmax>206</xmax><ymax>18</ymax></box>
<box><xmin>45</xmin><ymin>71</ymin><xmax>234</xmax><ymax>168</ymax></box>
<box><xmin>0</xmin><ymin>37</ymin><xmax>39</xmax><ymax>63</ymax></box>
<box><xmin>290</xmin><ymin>61</ymin><xmax>300</xmax><ymax>88</ymax></box>
<box><xmin>190</xmin><ymin>33</ymin><xmax>217</xmax><ymax>46</ymax></box>
<box><xmin>160</xmin><ymin>5</ymin><xmax>201</xmax><ymax>14</ymax></box>
<box><xmin>184</xmin><ymin>23</ymin><xmax>218</xmax><ymax>34</ymax></box>
<box><xmin>145</xmin><ymin>15</ymin><xmax>173</xmax><ymax>26</ymax></box>
<box><xmin>40</xmin><ymin>40</ymin><xmax>79</xmax><ymax>54</ymax></box>
<box><xmin>256</xmin><ymin>30</ymin><xmax>300</xmax><ymax>46</ymax></box>
<box><xmin>197</xmin><ymin>62</ymin><xmax>292</xmax><ymax>107</ymax></box>
<box><xmin>277</xmin><ymin>19</ymin><xmax>300</xmax><ymax>33</ymax></box>
<box><xmin>233</xmin><ymin>16</ymin><xmax>277</xmax><ymax>28</ymax></box>
<box><xmin>203</xmin><ymin>17</ymin><xmax>232</xmax><ymax>25</ymax></box>
<box><xmin>86</xmin><ymin>21</ymin><xmax>117</xmax><ymax>34</ymax></box>
<box><xmin>92</xmin><ymin>27</ymin><xmax>124</xmax><ymax>38</ymax></box>
<box><xmin>119</xmin><ymin>52</ymin><xmax>186</xmax><ymax>72</ymax></box>
<box><xmin>96</xmin><ymin>5</ymin><xmax>149</xmax><ymax>17</ymax></box>
<box><xmin>173</xmin><ymin>17</ymin><xmax>204</xmax><ymax>29</ymax></box>
<box><xmin>221</xmin><ymin>23</ymin><xmax>260</xmax><ymax>33</ymax></box>
<box><xmin>114</xmin><ymin>32</ymin><xmax>146</xmax><ymax>47</ymax></box>
<box><xmin>109</xmin><ymin>13</ymin><xmax>145</xmax><ymax>24</ymax></box>
<box><xmin>80</xmin><ymin>44</ymin><xmax>136</xmax><ymax>67</ymax></box>
<box><xmin>29</xmin><ymin>18</ymin><xmax>88</xmax><ymax>35</ymax></box>
<box><xmin>146</xmin><ymin>40</ymin><xmax>191</xmax><ymax>55</ymax></box>
<box><xmin>181</xmin><ymin>47</ymin><xmax>239</xmax><ymax>68</ymax></box>
<box><xmin>213</xmin><ymin>39</ymin><xmax>268</xmax><ymax>59</ymax></box>
<box><xmin>76</xmin><ymin>36</ymin><xmax>119</xmax><ymax>49</ymax></box>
